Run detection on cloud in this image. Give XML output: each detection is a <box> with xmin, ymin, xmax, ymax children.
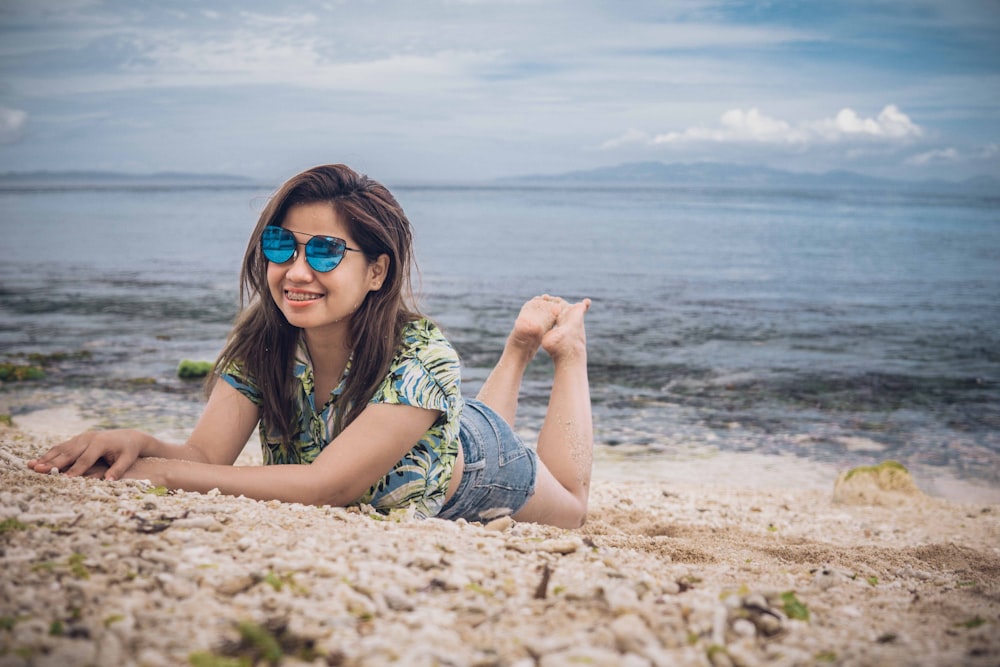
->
<box><xmin>603</xmin><ymin>105</ymin><xmax>923</xmax><ymax>150</ymax></box>
<box><xmin>979</xmin><ymin>143</ymin><xmax>999</xmax><ymax>159</ymax></box>
<box><xmin>599</xmin><ymin>128</ymin><xmax>652</xmax><ymax>150</ymax></box>
<box><xmin>0</xmin><ymin>2</ymin><xmax>996</xmax><ymax>182</ymax></box>
<box><xmin>12</xmin><ymin>23</ymin><xmax>498</xmax><ymax>98</ymax></box>
<box><xmin>905</xmin><ymin>147</ymin><xmax>960</xmax><ymax>166</ymax></box>
<box><xmin>813</xmin><ymin>106</ymin><xmax>923</xmax><ymax>140</ymax></box>
<box><xmin>905</xmin><ymin>143</ymin><xmax>999</xmax><ymax>166</ymax></box>
<box><xmin>656</xmin><ymin>107</ymin><xmax>796</xmax><ymax>144</ymax></box>
<box><xmin>237</xmin><ymin>11</ymin><xmax>318</xmax><ymax>27</ymax></box>
<box><xmin>0</xmin><ymin>106</ymin><xmax>28</xmax><ymax>144</ymax></box>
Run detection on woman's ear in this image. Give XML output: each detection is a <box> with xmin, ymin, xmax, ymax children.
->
<box><xmin>369</xmin><ymin>254</ymin><xmax>389</xmax><ymax>291</ymax></box>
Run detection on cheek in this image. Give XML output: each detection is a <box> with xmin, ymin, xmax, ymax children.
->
<box><xmin>266</xmin><ymin>264</ymin><xmax>284</xmax><ymax>295</ymax></box>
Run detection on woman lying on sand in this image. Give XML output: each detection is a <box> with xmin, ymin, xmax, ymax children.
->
<box><xmin>27</xmin><ymin>164</ymin><xmax>594</xmax><ymax>528</ymax></box>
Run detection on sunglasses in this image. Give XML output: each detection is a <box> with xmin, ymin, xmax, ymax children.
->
<box><xmin>260</xmin><ymin>225</ymin><xmax>362</xmax><ymax>272</ymax></box>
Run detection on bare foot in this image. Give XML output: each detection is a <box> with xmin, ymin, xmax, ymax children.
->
<box><xmin>508</xmin><ymin>295</ymin><xmax>567</xmax><ymax>355</ymax></box>
<box><xmin>541</xmin><ymin>298</ymin><xmax>591</xmax><ymax>361</ymax></box>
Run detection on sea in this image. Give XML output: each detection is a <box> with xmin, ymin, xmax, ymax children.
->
<box><xmin>1</xmin><ymin>181</ymin><xmax>998</xmax><ymax>494</ymax></box>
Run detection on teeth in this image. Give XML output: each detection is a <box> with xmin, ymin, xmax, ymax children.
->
<box><xmin>286</xmin><ymin>291</ymin><xmax>322</xmax><ymax>302</ymax></box>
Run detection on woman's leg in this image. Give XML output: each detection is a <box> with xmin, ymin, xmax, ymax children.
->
<box><xmin>513</xmin><ymin>298</ymin><xmax>593</xmax><ymax>528</ymax></box>
<box><xmin>475</xmin><ymin>295</ymin><xmax>565</xmax><ymax>426</ymax></box>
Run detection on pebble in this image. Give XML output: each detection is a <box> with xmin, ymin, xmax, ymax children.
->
<box><xmin>484</xmin><ymin>515</ymin><xmax>514</xmax><ymax>532</ymax></box>
<box><xmin>105</xmin><ymin>612</ymin><xmax>137</xmax><ymax>642</ymax></box>
<box><xmin>838</xmin><ymin>605</ymin><xmax>863</xmax><ymax>618</ymax></box>
<box><xmin>726</xmin><ymin>639</ymin><xmax>762</xmax><ymax>667</ymax></box>
<box><xmin>659</xmin><ymin>580</ymin><xmax>682</xmax><ymax>595</ymax></box>
<box><xmin>811</xmin><ymin>567</ymin><xmax>841</xmax><ymax>590</ymax></box>
<box><xmin>602</xmin><ymin>582</ymin><xmax>641</xmax><ymax>613</ymax></box>
<box><xmin>540</xmin><ymin>647</ymin><xmax>623</xmax><ymax>667</ymax></box>
<box><xmin>537</xmin><ymin>538</ymin><xmax>581</xmax><ymax>554</ymax></box>
<box><xmin>754</xmin><ymin>612</ymin><xmax>783</xmax><ymax>637</ymax></box>
<box><xmin>610</xmin><ymin>614</ymin><xmax>653</xmax><ymax>653</ymax></box>
<box><xmin>708</xmin><ymin>647</ymin><xmax>735</xmax><ymax>667</ymax></box>
<box><xmin>17</xmin><ymin>512</ymin><xmax>78</xmax><ymax>523</ymax></box>
<box><xmin>95</xmin><ymin>632</ymin><xmax>124</xmax><ymax>666</ymax></box>
<box><xmin>170</xmin><ymin>515</ymin><xmax>223</xmax><ymax>531</ymax></box>
<box><xmin>731</xmin><ymin>618</ymin><xmax>756</xmax><ymax>639</ymax></box>
<box><xmin>383</xmin><ymin>586</ymin><xmax>416</xmax><ymax>612</ymax></box>
<box><xmin>36</xmin><ymin>641</ymin><xmax>97</xmax><ymax>667</ymax></box>
<box><xmin>215</xmin><ymin>574</ymin><xmax>256</xmax><ymax>596</ymax></box>
<box><xmin>135</xmin><ymin>648</ymin><xmax>170</xmax><ymax>667</ymax></box>
<box><xmin>156</xmin><ymin>572</ymin><xmax>196</xmax><ymax>598</ymax></box>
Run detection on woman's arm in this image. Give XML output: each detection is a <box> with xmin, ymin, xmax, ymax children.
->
<box><xmin>28</xmin><ymin>381</ymin><xmax>260</xmax><ymax>480</ymax></box>
<box><xmin>122</xmin><ymin>402</ymin><xmax>440</xmax><ymax>506</ymax></box>
<box><xmin>148</xmin><ymin>380</ymin><xmax>262</xmax><ymax>466</ymax></box>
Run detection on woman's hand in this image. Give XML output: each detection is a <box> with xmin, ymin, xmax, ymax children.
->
<box><xmin>116</xmin><ymin>457</ymin><xmax>168</xmax><ymax>485</ymax></box>
<box><xmin>27</xmin><ymin>429</ymin><xmax>150</xmax><ymax>481</ymax></box>
<box><xmin>79</xmin><ymin>458</ymin><xmax>164</xmax><ymax>484</ymax></box>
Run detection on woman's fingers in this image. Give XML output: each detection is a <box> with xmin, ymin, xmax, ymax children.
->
<box><xmin>83</xmin><ymin>462</ymin><xmax>110</xmax><ymax>479</ymax></box>
<box><xmin>28</xmin><ymin>431</ymin><xmax>136</xmax><ymax>478</ymax></box>
<box><xmin>104</xmin><ymin>452</ymin><xmax>138</xmax><ymax>482</ymax></box>
<box><xmin>27</xmin><ymin>444</ymin><xmax>63</xmax><ymax>467</ymax></box>
<box><xmin>63</xmin><ymin>435</ymin><xmax>107</xmax><ymax>477</ymax></box>
<box><xmin>27</xmin><ymin>436</ymin><xmax>88</xmax><ymax>473</ymax></box>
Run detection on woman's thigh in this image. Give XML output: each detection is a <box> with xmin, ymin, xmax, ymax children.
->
<box><xmin>437</xmin><ymin>399</ymin><xmax>537</xmax><ymax>522</ymax></box>
<box><xmin>512</xmin><ymin>459</ymin><xmax>587</xmax><ymax>528</ymax></box>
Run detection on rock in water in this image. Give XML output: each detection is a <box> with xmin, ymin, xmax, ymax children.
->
<box><xmin>832</xmin><ymin>460</ymin><xmax>924</xmax><ymax>506</ymax></box>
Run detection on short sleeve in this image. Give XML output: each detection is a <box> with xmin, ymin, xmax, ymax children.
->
<box><xmin>370</xmin><ymin>320</ymin><xmax>462</xmax><ymax>422</ymax></box>
<box><xmin>220</xmin><ymin>360</ymin><xmax>263</xmax><ymax>407</ymax></box>
<box><xmin>360</xmin><ymin>318</ymin><xmax>464</xmax><ymax>517</ymax></box>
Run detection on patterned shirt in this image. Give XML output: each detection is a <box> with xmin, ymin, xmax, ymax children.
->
<box><xmin>222</xmin><ymin>318</ymin><xmax>464</xmax><ymax>518</ymax></box>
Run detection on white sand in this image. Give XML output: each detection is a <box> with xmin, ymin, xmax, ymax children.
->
<box><xmin>2</xmin><ymin>417</ymin><xmax>999</xmax><ymax>667</ymax></box>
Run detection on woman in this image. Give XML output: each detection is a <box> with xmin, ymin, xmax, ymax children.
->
<box><xmin>27</xmin><ymin>164</ymin><xmax>593</xmax><ymax>528</ymax></box>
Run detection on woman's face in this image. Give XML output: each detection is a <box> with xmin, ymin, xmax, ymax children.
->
<box><xmin>266</xmin><ymin>202</ymin><xmax>387</xmax><ymax>339</ymax></box>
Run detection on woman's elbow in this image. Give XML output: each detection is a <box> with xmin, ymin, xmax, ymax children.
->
<box><xmin>305</xmin><ymin>474</ymin><xmax>360</xmax><ymax>508</ymax></box>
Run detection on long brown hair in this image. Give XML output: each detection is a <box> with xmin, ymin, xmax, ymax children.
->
<box><xmin>212</xmin><ymin>164</ymin><xmax>422</xmax><ymax>443</ymax></box>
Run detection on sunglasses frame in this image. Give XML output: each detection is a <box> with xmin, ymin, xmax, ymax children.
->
<box><xmin>261</xmin><ymin>225</ymin><xmax>363</xmax><ymax>273</ymax></box>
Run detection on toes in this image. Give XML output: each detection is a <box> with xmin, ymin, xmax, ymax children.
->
<box><xmin>555</xmin><ymin>299</ymin><xmax>591</xmax><ymax>324</ymax></box>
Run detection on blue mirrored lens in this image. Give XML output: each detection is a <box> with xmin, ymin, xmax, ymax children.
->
<box><xmin>261</xmin><ymin>225</ymin><xmax>348</xmax><ymax>272</ymax></box>
<box><xmin>305</xmin><ymin>236</ymin><xmax>346</xmax><ymax>272</ymax></box>
<box><xmin>261</xmin><ymin>226</ymin><xmax>295</xmax><ymax>263</ymax></box>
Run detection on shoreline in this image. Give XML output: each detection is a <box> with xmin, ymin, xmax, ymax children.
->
<box><xmin>593</xmin><ymin>446</ymin><xmax>1000</xmax><ymax>506</ymax></box>
<box><xmin>2</xmin><ymin>417</ymin><xmax>999</xmax><ymax>666</ymax></box>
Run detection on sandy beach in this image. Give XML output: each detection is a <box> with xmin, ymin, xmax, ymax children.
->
<box><xmin>2</xmin><ymin>416</ymin><xmax>998</xmax><ymax>667</ymax></box>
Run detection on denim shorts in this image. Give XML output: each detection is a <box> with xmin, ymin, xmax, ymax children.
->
<box><xmin>436</xmin><ymin>398</ymin><xmax>537</xmax><ymax>523</ymax></box>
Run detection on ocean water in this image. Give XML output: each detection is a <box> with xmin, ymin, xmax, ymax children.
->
<box><xmin>1</xmin><ymin>182</ymin><xmax>998</xmax><ymax>487</ymax></box>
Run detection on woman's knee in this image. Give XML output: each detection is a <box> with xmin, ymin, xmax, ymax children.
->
<box><xmin>513</xmin><ymin>468</ymin><xmax>588</xmax><ymax>528</ymax></box>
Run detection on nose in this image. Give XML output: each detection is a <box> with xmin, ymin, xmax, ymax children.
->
<box><xmin>285</xmin><ymin>247</ymin><xmax>315</xmax><ymax>281</ymax></box>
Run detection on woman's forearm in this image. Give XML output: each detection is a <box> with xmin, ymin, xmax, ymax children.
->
<box><xmin>142</xmin><ymin>437</ymin><xmax>218</xmax><ymax>464</ymax></box>
<box><xmin>128</xmin><ymin>458</ymin><xmax>354</xmax><ymax>507</ymax></box>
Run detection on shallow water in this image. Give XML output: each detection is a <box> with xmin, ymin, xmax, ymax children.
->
<box><xmin>1</xmin><ymin>182</ymin><xmax>998</xmax><ymax>487</ymax></box>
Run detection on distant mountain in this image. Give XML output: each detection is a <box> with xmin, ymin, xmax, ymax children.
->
<box><xmin>0</xmin><ymin>170</ymin><xmax>255</xmax><ymax>187</ymax></box>
<box><xmin>501</xmin><ymin>161</ymin><xmax>999</xmax><ymax>194</ymax></box>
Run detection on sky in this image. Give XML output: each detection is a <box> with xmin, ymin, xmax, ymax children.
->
<box><xmin>0</xmin><ymin>0</ymin><xmax>998</xmax><ymax>184</ymax></box>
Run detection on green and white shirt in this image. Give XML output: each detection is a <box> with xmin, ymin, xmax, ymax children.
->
<box><xmin>222</xmin><ymin>318</ymin><xmax>464</xmax><ymax>518</ymax></box>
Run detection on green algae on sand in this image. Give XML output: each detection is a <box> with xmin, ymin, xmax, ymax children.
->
<box><xmin>833</xmin><ymin>460</ymin><xmax>924</xmax><ymax>506</ymax></box>
<box><xmin>177</xmin><ymin>360</ymin><xmax>213</xmax><ymax>380</ymax></box>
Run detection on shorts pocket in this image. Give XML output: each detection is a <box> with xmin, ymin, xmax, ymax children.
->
<box><xmin>450</xmin><ymin>400</ymin><xmax>538</xmax><ymax>519</ymax></box>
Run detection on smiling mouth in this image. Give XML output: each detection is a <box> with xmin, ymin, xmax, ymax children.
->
<box><xmin>285</xmin><ymin>290</ymin><xmax>323</xmax><ymax>302</ymax></box>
